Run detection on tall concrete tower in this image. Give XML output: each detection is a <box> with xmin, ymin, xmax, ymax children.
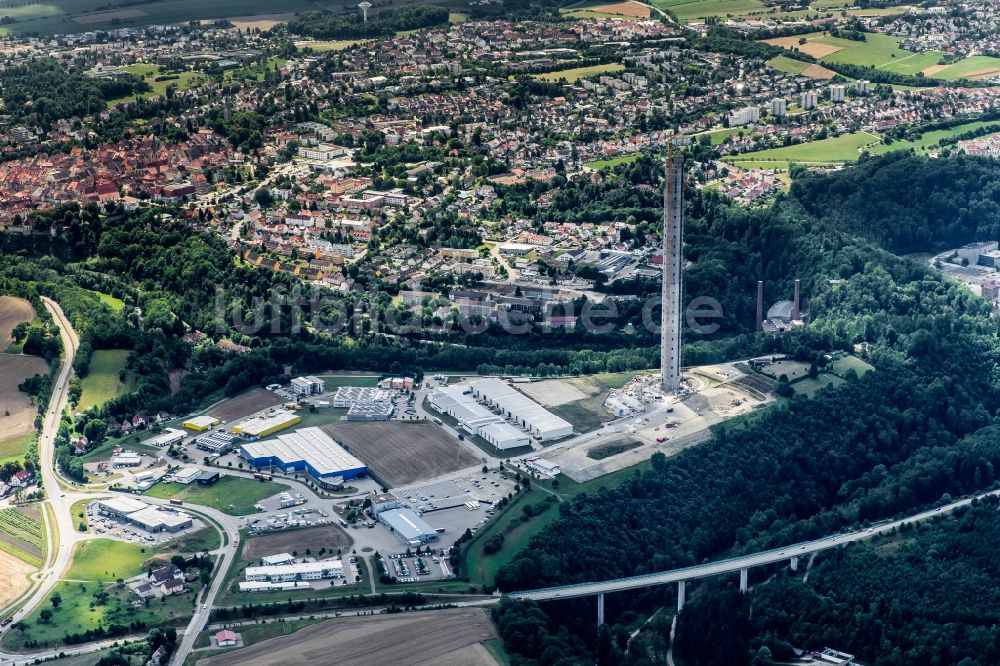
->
<box><xmin>359</xmin><ymin>1</ymin><xmax>372</xmax><ymax>21</ymax></box>
<box><xmin>756</xmin><ymin>281</ymin><xmax>764</xmax><ymax>332</ymax></box>
<box><xmin>792</xmin><ymin>279</ymin><xmax>801</xmax><ymax>320</ymax></box>
<box><xmin>661</xmin><ymin>153</ymin><xmax>684</xmax><ymax>392</ymax></box>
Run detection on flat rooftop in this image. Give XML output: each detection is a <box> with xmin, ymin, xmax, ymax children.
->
<box><xmin>241</xmin><ymin>427</ymin><xmax>365</xmax><ymax>477</ymax></box>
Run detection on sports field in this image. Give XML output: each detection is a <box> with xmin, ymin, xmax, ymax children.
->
<box><xmin>533</xmin><ymin>62</ymin><xmax>624</xmax><ymax>83</ymax></box>
<box><xmin>77</xmin><ymin>349</ymin><xmax>130</xmax><ymax>412</ymax></box>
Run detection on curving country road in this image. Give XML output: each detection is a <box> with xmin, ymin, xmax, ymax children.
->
<box><xmin>0</xmin><ymin>298</ymin><xmax>236</xmax><ymax>666</ymax></box>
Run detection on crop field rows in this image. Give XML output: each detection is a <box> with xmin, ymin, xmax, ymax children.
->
<box><xmin>0</xmin><ymin>507</ymin><xmax>43</xmax><ymax>566</ymax></box>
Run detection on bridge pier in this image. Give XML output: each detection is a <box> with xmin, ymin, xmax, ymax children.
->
<box><xmin>739</xmin><ymin>568</ymin><xmax>748</xmax><ymax>593</ymax></box>
<box><xmin>790</xmin><ymin>556</ymin><xmax>799</xmax><ymax>572</ymax></box>
<box><xmin>597</xmin><ymin>593</ymin><xmax>605</xmax><ymax>626</ymax></box>
<box><xmin>677</xmin><ymin>580</ymin><xmax>686</xmax><ymax>612</ymax></box>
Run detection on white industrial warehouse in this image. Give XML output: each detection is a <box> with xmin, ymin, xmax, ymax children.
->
<box><xmin>429</xmin><ymin>385</ymin><xmax>530</xmax><ymax>450</ymax></box>
<box><xmin>95</xmin><ymin>497</ymin><xmax>193</xmax><ymax>532</ymax></box>
<box><xmin>244</xmin><ymin>559</ymin><xmax>344</xmax><ymax>582</ymax></box>
<box><xmin>378</xmin><ymin>507</ymin><xmax>439</xmax><ymax>546</ymax></box>
<box><xmin>239</xmin><ymin>426</ymin><xmax>368</xmax><ymax>482</ymax></box>
<box><xmin>470</xmin><ymin>378</ymin><xmax>573</xmax><ymax>441</ymax></box>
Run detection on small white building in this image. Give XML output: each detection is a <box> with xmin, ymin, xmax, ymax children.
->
<box><xmin>525</xmin><ymin>458</ymin><xmax>561</xmax><ymax>478</ymax></box>
<box><xmin>290</xmin><ymin>376</ymin><xmax>326</xmax><ymax>397</ymax></box>
<box><xmin>146</xmin><ymin>428</ymin><xmax>185</xmax><ymax>448</ymax></box>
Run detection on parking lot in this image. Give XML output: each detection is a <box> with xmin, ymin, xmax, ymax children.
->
<box><xmin>83</xmin><ymin>501</ymin><xmax>205</xmax><ymax>547</ymax></box>
<box><xmin>382</xmin><ymin>552</ymin><xmax>454</xmax><ymax>582</ymax></box>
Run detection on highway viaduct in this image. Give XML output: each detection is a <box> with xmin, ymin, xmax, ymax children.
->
<box><xmin>505</xmin><ymin>491</ymin><xmax>991</xmax><ymax>625</ymax></box>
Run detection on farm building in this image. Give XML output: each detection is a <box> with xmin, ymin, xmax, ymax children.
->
<box><xmin>378</xmin><ymin>507</ymin><xmax>438</xmax><ymax>546</ymax></box>
<box><xmin>232</xmin><ymin>410</ymin><xmax>302</xmax><ymax>439</ymax></box>
<box><xmin>470</xmin><ymin>379</ymin><xmax>573</xmax><ymax>441</ymax></box>
<box><xmin>244</xmin><ymin>560</ymin><xmax>344</xmax><ymax>582</ymax></box>
<box><xmin>239</xmin><ymin>427</ymin><xmax>367</xmax><ymax>482</ymax></box>
<box><xmin>146</xmin><ymin>428</ymin><xmax>185</xmax><ymax>448</ymax></box>
<box><xmin>183</xmin><ymin>415</ymin><xmax>219</xmax><ymax>431</ymax></box>
<box><xmin>290</xmin><ymin>376</ymin><xmax>326</xmax><ymax>397</ymax></box>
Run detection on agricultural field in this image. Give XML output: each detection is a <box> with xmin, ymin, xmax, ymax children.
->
<box><xmin>242</xmin><ymin>524</ymin><xmax>352</xmax><ymax>561</ymax></box>
<box><xmin>0</xmin><ymin>353</ymin><xmax>49</xmax><ymax>462</ymax></box>
<box><xmin>198</xmin><ymin>608</ymin><xmax>499</xmax><ymax>666</ymax></box>
<box><xmin>654</xmin><ymin>0</ymin><xmax>765</xmax><ymax>22</ymax></box>
<box><xmin>563</xmin><ymin>0</ymin><xmax>651</xmax><ymax>20</ymax></box>
<box><xmin>868</xmin><ymin>120</ymin><xmax>1000</xmax><ymax>156</ymax></box>
<box><xmin>76</xmin><ymin>349</ymin><xmax>131</xmax><ymax>412</ymax></box>
<box><xmin>762</xmin><ymin>31</ymin><xmax>1000</xmax><ymax>81</ymax></box>
<box><xmin>728</xmin><ymin>131</ymin><xmax>880</xmax><ymax>166</ymax></box>
<box><xmin>0</xmin><ymin>296</ymin><xmax>35</xmax><ymax>349</ymax></box>
<box><xmin>0</xmin><ymin>0</ymin><xmax>348</xmax><ymax>35</ymax></box>
<box><xmin>532</xmin><ymin>62</ymin><xmax>624</xmax><ymax>83</ymax></box>
<box><xmin>144</xmin><ymin>476</ymin><xmax>289</xmax><ymax>516</ymax></box>
<box><xmin>210</xmin><ymin>388</ymin><xmax>282</xmax><ymax>422</ymax></box>
<box><xmin>461</xmin><ymin>488</ymin><xmax>559</xmax><ymax>587</ymax></box>
<box><xmin>323</xmin><ymin>422</ymin><xmax>479</xmax><ymax>487</ymax></box>
<box><xmin>0</xmin><ymin>550</ymin><xmax>34</xmax><ymax>614</ymax></box>
<box><xmin>0</xmin><ymin>506</ymin><xmax>44</xmax><ymax>566</ymax></box>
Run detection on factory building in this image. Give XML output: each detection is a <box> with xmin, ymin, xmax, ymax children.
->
<box><xmin>470</xmin><ymin>379</ymin><xmax>573</xmax><ymax>441</ymax></box>
<box><xmin>195</xmin><ymin>431</ymin><xmax>238</xmax><ymax>454</ymax></box>
<box><xmin>94</xmin><ymin>497</ymin><xmax>192</xmax><ymax>532</ymax></box>
<box><xmin>172</xmin><ymin>467</ymin><xmax>202</xmax><ymax>485</ymax></box>
<box><xmin>244</xmin><ymin>560</ymin><xmax>344</xmax><ymax>582</ymax></box>
<box><xmin>232</xmin><ymin>410</ymin><xmax>302</xmax><ymax>440</ymax></box>
<box><xmin>378</xmin><ymin>508</ymin><xmax>439</xmax><ymax>546</ymax></box>
<box><xmin>182</xmin><ymin>415</ymin><xmax>219</xmax><ymax>431</ymax></box>
<box><xmin>479</xmin><ymin>422</ymin><xmax>531</xmax><ymax>451</ymax></box>
<box><xmin>238</xmin><ymin>581</ymin><xmax>312</xmax><ymax>593</ymax></box>
<box><xmin>239</xmin><ymin>427</ymin><xmax>367</xmax><ymax>483</ymax></box>
<box><xmin>147</xmin><ymin>428</ymin><xmax>185</xmax><ymax>448</ymax></box>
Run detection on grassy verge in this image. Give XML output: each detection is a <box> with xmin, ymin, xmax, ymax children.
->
<box><xmin>460</xmin><ymin>488</ymin><xmax>559</xmax><ymax>587</ymax></box>
<box><xmin>143</xmin><ymin>476</ymin><xmax>289</xmax><ymax>516</ymax></box>
<box><xmin>77</xmin><ymin>349</ymin><xmax>131</xmax><ymax>411</ymax></box>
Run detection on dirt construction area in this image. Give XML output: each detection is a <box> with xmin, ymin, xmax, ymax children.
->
<box><xmin>0</xmin><ymin>354</ymin><xmax>48</xmax><ymax>442</ymax></box>
<box><xmin>199</xmin><ymin>608</ymin><xmax>499</xmax><ymax>666</ymax></box>
<box><xmin>210</xmin><ymin>388</ymin><xmax>282</xmax><ymax>422</ymax></box>
<box><xmin>0</xmin><ymin>296</ymin><xmax>34</xmax><ymax>348</ymax></box>
<box><xmin>323</xmin><ymin>422</ymin><xmax>479</xmax><ymax>487</ymax></box>
<box><xmin>0</xmin><ymin>550</ymin><xmax>34</xmax><ymax>611</ymax></box>
<box><xmin>518</xmin><ymin>378</ymin><xmax>590</xmax><ymax>406</ymax></box>
<box><xmin>242</xmin><ymin>524</ymin><xmax>352</xmax><ymax>561</ymax></box>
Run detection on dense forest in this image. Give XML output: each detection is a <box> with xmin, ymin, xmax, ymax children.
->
<box><xmin>0</xmin><ymin>59</ymin><xmax>150</xmax><ymax>125</ymax></box>
<box><xmin>488</xmin><ymin>153</ymin><xmax>1000</xmax><ymax>665</ymax></box>
<box><xmin>678</xmin><ymin>492</ymin><xmax>1000</xmax><ymax>666</ymax></box>
<box><xmin>286</xmin><ymin>6</ymin><xmax>450</xmax><ymax>40</ymax></box>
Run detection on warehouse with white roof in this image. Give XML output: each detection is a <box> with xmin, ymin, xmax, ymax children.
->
<box><xmin>428</xmin><ymin>385</ymin><xmax>534</xmax><ymax>450</ymax></box>
<box><xmin>378</xmin><ymin>507</ymin><xmax>438</xmax><ymax>546</ymax></box>
<box><xmin>470</xmin><ymin>378</ymin><xmax>573</xmax><ymax>441</ymax></box>
<box><xmin>239</xmin><ymin>427</ymin><xmax>367</xmax><ymax>483</ymax></box>
<box><xmin>244</xmin><ymin>560</ymin><xmax>344</xmax><ymax>582</ymax></box>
